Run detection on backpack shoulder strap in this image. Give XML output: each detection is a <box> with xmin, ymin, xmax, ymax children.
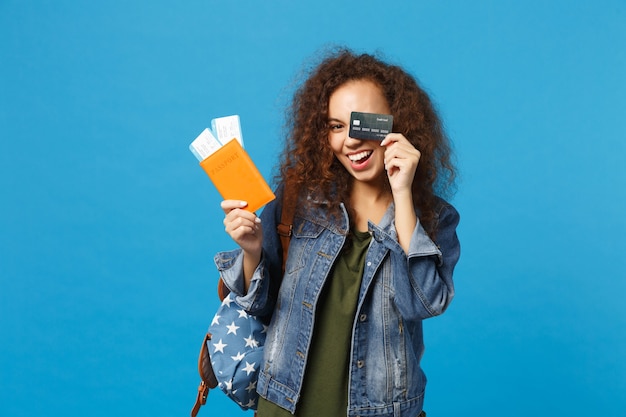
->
<box><xmin>276</xmin><ymin>184</ymin><xmax>296</xmax><ymax>275</ymax></box>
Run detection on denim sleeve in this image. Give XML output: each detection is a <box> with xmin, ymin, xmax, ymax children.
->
<box><xmin>213</xmin><ymin>186</ymin><xmax>285</xmax><ymax>317</ymax></box>
<box><xmin>395</xmin><ymin>203</ymin><xmax>461</xmax><ymax>319</ymax></box>
<box><xmin>213</xmin><ymin>248</ymin><xmax>270</xmax><ymax>314</ymax></box>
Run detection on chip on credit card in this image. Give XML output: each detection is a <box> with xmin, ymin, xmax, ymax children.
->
<box><xmin>349</xmin><ymin>112</ymin><xmax>393</xmax><ymax>141</ymax></box>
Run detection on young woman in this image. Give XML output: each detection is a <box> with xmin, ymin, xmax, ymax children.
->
<box><xmin>216</xmin><ymin>49</ymin><xmax>460</xmax><ymax>417</ymax></box>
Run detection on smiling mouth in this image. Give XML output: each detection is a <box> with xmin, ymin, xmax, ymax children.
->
<box><xmin>348</xmin><ymin>150</ymin><xmax>373</xmax><ymax>165</ymax></box>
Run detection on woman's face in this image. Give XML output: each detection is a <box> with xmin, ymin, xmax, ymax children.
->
<box><xmin>327</xmin><ymin>79</ymin><xmax>391</xmax><ymax>186</ymax></box>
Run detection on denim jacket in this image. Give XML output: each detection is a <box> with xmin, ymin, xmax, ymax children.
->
<box><xmin>215</xmin><ymin>190</ymin><xmax>460</xmax><ymax>417</ymax></box>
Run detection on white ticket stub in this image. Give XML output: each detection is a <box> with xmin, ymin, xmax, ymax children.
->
<box><xmin>189</xmin><ymin>128</ymin><xmax>223</xmax><ymax>161</ymax></box>
<box><xmin>211</xmin><ymin>115</ymin><xmax>243</xmax><ymax>146</ymax></box>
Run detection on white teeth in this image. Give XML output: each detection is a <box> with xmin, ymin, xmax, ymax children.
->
<box><xmin>348</xmin><ymin>150</ymin><xmax>372</xmax><ymax>162</ymax></box>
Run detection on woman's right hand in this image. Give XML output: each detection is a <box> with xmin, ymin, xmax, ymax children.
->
<box><xmin>221</xmin><ymin>200</ymin><xmax>263</xmax><ymax>257</ymax></box>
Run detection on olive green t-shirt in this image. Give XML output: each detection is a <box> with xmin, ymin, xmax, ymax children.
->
<box><xmin>257</xmin><ymin>230</ymin><xmax>372</xmax><ymax>417</ymax></box>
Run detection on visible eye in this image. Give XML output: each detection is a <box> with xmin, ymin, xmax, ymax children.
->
<box><xmin>328</xmin><ymin>123</ymin><xmax>344</xmax><ymax>132</ymax></box>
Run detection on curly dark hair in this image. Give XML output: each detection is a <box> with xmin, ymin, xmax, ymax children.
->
<box><xmin>278</xmin><ymin>48</ymin><xmax>456</xmax><ymax>237</ymax></box>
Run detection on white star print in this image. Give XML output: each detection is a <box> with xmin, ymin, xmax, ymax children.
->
<box><xmin>237</xmin><ymin>309</ymin><xmax>249</xmax><ymax>319</ymax></box>
<box><xmin>244</xmin><ymin>335</ymin><xmax>259</xmax><ymax>348</ymax></box>
<box><xmin>226</xmin><ymin>321</ymin><xmax>240</xmax><ymax>335</ymax></box>
<box><xmin>213</xmin><ymin>339</ymin><xmax>227</xmax><ymax>354</ymax></box>
<box><xmin>211</xmin><ymin>314</ymin><xmax>221</xmax><ymax>326</ymax></box>
<box><xmin>245</xmin><ymin>379</ymin><xmax>257</xmax><ymax>393</ymax></box>
<box><xmin>242</xmin><ymin>361</ymin><xmax>256</xmax><ymax>376</ymax></box>
<box><xmin>231</xmin><ymin>351</ymin><xmax>245</xmax><ymax>361</ymax></box>
<box><xmin>223</xmin><ymin>378</ymin><xmax>233</xmax><ymax>391</ymax></box>
<box><xmin>221</xmin><ymin>295</ymin><xmax>233</xmax><ymax>307</ymax></box>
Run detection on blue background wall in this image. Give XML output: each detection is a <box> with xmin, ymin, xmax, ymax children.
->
<box><xmin>2</xmin><ymin>1</ymin><xmax>625</xmax><ymax>416</ymax></box>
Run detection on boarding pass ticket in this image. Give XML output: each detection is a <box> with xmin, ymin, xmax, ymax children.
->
<box><xmin>212</xmin><ymin>115</ymin><xmax>243</xmax><ymax>147</ymax></box>
<box><xmin>189</xmin><ymin>115</ymin><xmax>244</xmax><ymax>161</ymax></box>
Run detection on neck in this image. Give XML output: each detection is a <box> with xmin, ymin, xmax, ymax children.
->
<box><xmin>349</xmin><ymin>180</ymin><xmax>392</xmax><ymax>231</ymax></box>
<box><xmin>350</xmin><ymin>179</ymin><xmax>391</xmax><ymax>206</ymax></box>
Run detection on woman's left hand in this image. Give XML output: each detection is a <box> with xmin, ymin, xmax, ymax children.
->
<box><xmin>381</xmin><ymin>133</ymin><xmax>421</xmax><ymax>195</ymax></box>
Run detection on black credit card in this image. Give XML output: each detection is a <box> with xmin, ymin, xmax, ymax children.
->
<box><xmin>349</xmin><ymin>112</ymin><xmax>394</xmax><ymax>141</ymax></box>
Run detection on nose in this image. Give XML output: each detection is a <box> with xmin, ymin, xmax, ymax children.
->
<box><xmin>345</xmin><ymin>132</ymin><xmax>363</xmax><ymax>147</ymax></box>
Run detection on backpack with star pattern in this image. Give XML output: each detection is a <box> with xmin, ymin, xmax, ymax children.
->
<box><xmin>206</xmin><ymin>292</ymin><xmax>267</xmax><ymax>410</ymax></box>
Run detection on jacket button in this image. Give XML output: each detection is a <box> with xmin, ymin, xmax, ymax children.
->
<box><xmin>357</xmin><ymin>360</ymin><xmax>364</xmax><ymax>368</ymax></box>
<box><xmin>359</xmin><ymin>314</ymin><xmax>367</xmax><ymax>322</ymax></box>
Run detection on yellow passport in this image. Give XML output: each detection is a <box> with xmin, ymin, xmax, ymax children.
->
<box><xmin>199</xmin><ymin>139</ymin><xmax>275</xmax><ymax>213</ymax></box>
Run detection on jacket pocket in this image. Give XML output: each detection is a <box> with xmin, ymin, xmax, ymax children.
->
<box><xmin>285</xmin><ymin>219</ymin><xmax>326</xmax><ymax>274</ymax></box>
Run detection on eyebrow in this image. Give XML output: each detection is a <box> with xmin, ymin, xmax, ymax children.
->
<box><xmin>327</xmin><ymin>117</ymin><xmax>345</xmax><ymax>124</ymax></box>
